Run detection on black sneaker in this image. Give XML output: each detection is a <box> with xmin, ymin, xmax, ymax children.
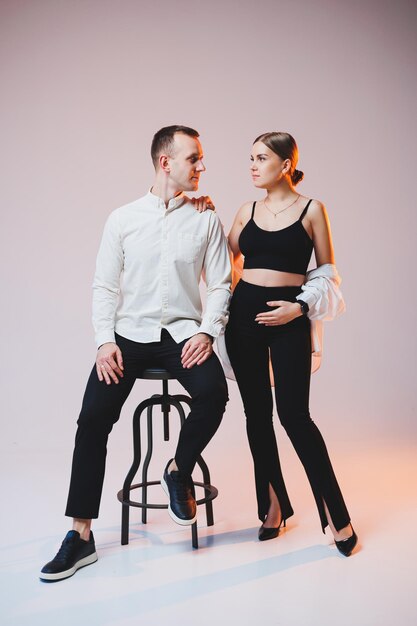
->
<box><xmin>40</xmin><ymin>530</ymin><xmax>98</xmax><ymax>582</ymax></box>
<box><xmin>161</xmin><ymin>459</ymin><xmax>197</xmax><ymax>525</ymax></box>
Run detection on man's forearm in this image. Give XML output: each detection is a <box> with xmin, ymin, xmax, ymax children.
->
<box><xmin>92</xmin><ymin>284</ymin><xmax>119</xmax><ymax>347</ymax></box>
<box><xmin>200</xmin><ymin>215</ymin><xmax>232</xmax><ymax>338</ymax></box>
<box><xmin>92</xmin><ymin>210</ymin><xmax>123</xmax><ymax>347</ymax></box>
<box><xmin>199</xmin><ymin>282</ymin><xmax>231</xmax><ymax>339</ymax></box>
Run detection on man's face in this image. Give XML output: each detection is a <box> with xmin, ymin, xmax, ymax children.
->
<box><xmin>167</xmin><ymin>133</ymin><xmax>206</xmax><ymax>192</ymax></box>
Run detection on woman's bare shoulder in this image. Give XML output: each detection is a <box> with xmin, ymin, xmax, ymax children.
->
<box><xmin>235</xmin><ymin>200</ymin><xmax>255</xmax><ymax>224</ymax></box>
<box><xmin>304</xmin><ymin>198</ymin><xmax>328</xmax><ymax>221</ymax></box>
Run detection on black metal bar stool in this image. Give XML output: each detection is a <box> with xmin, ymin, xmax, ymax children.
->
<box><xmin>117</xmin><ymin>367</ymin><xmax>218</xmax><ymax>548</ymax></box>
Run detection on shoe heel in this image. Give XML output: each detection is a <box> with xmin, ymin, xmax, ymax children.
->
<box><xmin>335</xmin><ymin>528</ymin><xmax>358</xmax><ymax>557</ymax></box>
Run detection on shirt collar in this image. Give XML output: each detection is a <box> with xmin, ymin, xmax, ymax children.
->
<box><xmin>147</xmin><ymin>188</ymin><xmax>186</xmax><ymax>211</ymax></box>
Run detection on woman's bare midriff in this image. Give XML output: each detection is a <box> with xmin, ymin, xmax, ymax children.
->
<box><xmin>242</xmin><ymin>268</ymin><xmax>305</xmax><ymax>287</ymax></box>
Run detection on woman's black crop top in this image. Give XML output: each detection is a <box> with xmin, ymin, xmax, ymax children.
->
<box><xmin>239</xmin><ymin>200</ymin><xmax>314</xmax><ymax>275</ymax></box>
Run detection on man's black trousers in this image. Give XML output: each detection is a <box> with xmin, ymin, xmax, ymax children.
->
<box><xmin>65</xmin><ymin>330</ymin><xmax>228</xmax><ymax>519</ymax></box>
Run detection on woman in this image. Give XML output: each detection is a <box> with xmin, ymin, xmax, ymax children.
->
<box><xmin>224</xmin><ymin>132</ymin><xmax>357</xmax><ymax>556</ymax></box>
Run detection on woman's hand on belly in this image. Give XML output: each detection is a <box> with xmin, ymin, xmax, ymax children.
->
<box><xmin>255</xmin><ymin>300</ymin><xmax>303</xmax><ymax>326</ymax></box>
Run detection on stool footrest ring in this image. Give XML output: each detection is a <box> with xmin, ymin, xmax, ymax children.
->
<box><xmin>117</xmin><ymin>480</ymin><xmax>218</xmax><ymax>509</ymax></box>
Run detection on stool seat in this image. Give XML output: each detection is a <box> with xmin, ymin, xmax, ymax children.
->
<box><xmin>140</xmin><ymin>368</ymin><xmax>174</xmax><ymax>380</ymax></box>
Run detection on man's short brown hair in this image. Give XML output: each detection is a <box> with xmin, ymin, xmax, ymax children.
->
<box><xmin>151</xmin><ymin>125</ymin><xmax>199</xmax><ymax>168</ymax></box>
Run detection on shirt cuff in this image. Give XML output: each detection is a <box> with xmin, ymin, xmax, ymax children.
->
<box><xmin>95</xmin><ymin>330</ymin><xmax>116</xmax><ymax>348</ymax></box>
<box><xmin>296</xmin><ymin>291</ymin><xmax>318</xmax><ymax>309</ymax></box>
<box><xmin>199</xmin><ymin>320</ymin><xmax>225</xmax><ymax>340</ymax></box>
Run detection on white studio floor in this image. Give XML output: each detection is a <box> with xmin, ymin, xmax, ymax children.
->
<box><xmin>1</xmin><ymin>438</ymin><xmax>416</xmax><ymax>626</ymax></box>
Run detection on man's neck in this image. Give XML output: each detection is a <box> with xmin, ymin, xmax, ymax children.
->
<box><xmin>151</xmin><ymin>177</ymin><xmax>183</xmax><ymax>207</ymax></box>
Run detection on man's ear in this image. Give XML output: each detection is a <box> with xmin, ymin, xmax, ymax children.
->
<box><xmin>159</xmin><ymin>154</ymin><xmax>170</xmax><ymax>173</ymax></box>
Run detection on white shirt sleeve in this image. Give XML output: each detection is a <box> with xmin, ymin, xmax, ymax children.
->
<box><xmin>92</xmin><ymin>211</ymin><xmax>124</xmax><ymax>347</ymax></box>
<box><xmin>199</xmin><ymin>214</ymin><xmax>232</xmax><ymax>339</ymax></box>
<box><xmin>296</xmin><ymin>263</ymin><xmax>346</xmax><ymax>321</ymax></box>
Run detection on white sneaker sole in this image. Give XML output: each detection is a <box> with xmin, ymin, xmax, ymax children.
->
<box><xmin>40</xmin><ymin>551</ymin><xmax>98</xmax><ymax>581</ymax></box>
<box><xmin>160</xmin><ymin>476</ymin><xmax>197</xmax><ymax>526</ymax></box>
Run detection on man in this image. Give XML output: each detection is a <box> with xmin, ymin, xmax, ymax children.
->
<box><xmin>40</xmin><ymin>125</ymin><xmax>232</xmax><ymax>582</ymax></box>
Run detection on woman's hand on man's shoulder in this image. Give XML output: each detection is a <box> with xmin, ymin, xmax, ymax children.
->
<box><xmin>191</xmin><ymin>196</ymin><xmax>215</xmax><ymax>212</ymax></box>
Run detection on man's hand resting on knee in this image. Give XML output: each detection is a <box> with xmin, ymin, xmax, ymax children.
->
<box><xmin>181</xmin><ymin>333</ymin><xmax>213</xmax><ymax>369</ymax></box>
<box><xmin>96</xmin><ymin>342</ymin><xmax>124</xmax><ymax>384</ymax></box>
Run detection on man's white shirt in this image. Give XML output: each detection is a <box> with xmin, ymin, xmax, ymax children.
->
<box><xmin>92</xmin><ymin>190</ymin><xmax>232</xmax><ymax>347</ymax></box>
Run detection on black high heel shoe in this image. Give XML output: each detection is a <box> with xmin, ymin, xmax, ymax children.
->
<box><xmin>335</xmin><ymin>528</ymin><xmax>358</xmax><ymax>556</ymax></box>
<box><xmin>258</xmin><ymin>518</ymin><xmax>286</xmax><ymax>541</ymax></box>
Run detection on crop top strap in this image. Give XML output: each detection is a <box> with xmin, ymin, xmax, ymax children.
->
<box><xmin>299</xmin><ymin>199</ymin><xmax>312</xmax><ymax>222</ymax></box>
<box><xmin>251</xmin><ymin>201</ymin><xmax>256</xmax><ymax>219</ymax></box>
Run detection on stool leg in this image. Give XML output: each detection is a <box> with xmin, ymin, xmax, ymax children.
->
<box><xmin>196</xmin><ymin>455</ymin><xmax>214</xmax><ymax>527</ymax></box>
<box><xmin>121</xmin><ymin>503</ymin><xmax>130</xmax><ymax>545</ymax></box>
<box><xmin>162</xmin><ymin>380</ymin><xmax>170</xmax><ymax>440</ymax></box>
<box><xmin>120</xmin><ymin>399</ymin><xmax>149</xmax><ymax>545</ymax></box>
<box><xmin>141</xmin><ymin>403</ymin><xmax>155</xmax><ymax>524</ymax></box>
<box><xmin>172</xmin><ymin>396</ymin><xmax>187</xmax><ymax>427</ymax></box>
<box><xmin>192</xmin><ymin>521</ymin><xmax>198</xmax><ymax>549</ymax></box>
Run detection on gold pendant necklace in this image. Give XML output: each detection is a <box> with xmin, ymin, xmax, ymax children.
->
<box><xmin>264</xmin><ymin>194</ymin><xmax>300</xmax><ymax>218</ymax></box>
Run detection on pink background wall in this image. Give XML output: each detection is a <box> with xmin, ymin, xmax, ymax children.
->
<box><xmin>1</xmin><ymin>0</ymin><xmax>416</xmax><ymax>465</ymax></box>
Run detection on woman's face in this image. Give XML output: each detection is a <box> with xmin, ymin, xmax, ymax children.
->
<box><xmin>250</xmin><ymin>141</ymin><xmax>290</xmax><ymax>189</ymax></box>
